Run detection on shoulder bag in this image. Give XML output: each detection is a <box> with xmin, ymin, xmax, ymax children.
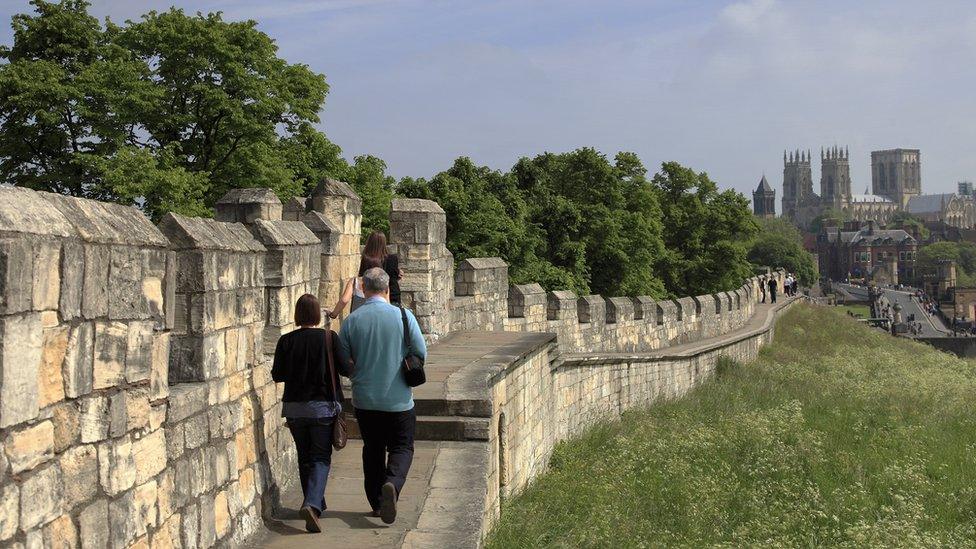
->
<box><xmin>324</xmin><ymin>329</ymin><xmax>347</xmax><ymax>450</ymax></box>
<box><xmin>399</xmin><ymin>306</ymin><xmax>426</xmax><ymax>387</ymax></box>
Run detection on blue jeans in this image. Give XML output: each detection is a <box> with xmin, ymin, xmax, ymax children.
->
<box><xmin>287</xmin><ymin>417</ymin><xmax>335</xmax><ymax>513</ymax></box>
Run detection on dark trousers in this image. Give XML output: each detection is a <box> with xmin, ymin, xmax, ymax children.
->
<box><xmin>287</xmin><ymin>417</ymin><xmax>335</xmax><ymax>513</ymax></box>
<box><xmin>354</xmin><ymin>407</ymin><xmax>416</xmax><ymax>511</ymax></box>
<box><xmin>770</xmin><ymin>289</ymin><xmax>777</xmax><ymax>303</ymax></box>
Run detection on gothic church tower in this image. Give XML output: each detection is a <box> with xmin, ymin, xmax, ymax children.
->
<box><xmin>753</xmin><ymin>175</ymin><xmax>776</xmax><ymax>219</ymax></box>
<box><xmin>821</xmin><ymin>145</ymin><xmax>851</xmax><ymax>209</ymax></box>
<box><xmin>782</xmin><ymin>149</ymin><xmax>813</xmax><ymax>221</ymax></box>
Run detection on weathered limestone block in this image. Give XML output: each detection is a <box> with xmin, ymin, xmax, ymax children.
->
<box><xmin>656</xmin><ymin>300</ymin><xmax>677</xmax><ymax>325</ymax></box>
<box><xmin>158</xmin><ymin>212</ymin><xmax>266</xmax><ymax>285</ymax></box>
<box><xmin>0</xmin><ymin>483</ymin><xmax>17</xmax><ymax>541</ymax></box>
<box><xmin>79</xmin><ymin>499</ymin><xmax>109</xmax><ymax>549</ymax></box>
<box><xmin>63</xmin><ymin>322</ymin><xmax>94</xmax><ymax>398</ymax></box>
<box><xmin>93</xmin><ymin>321</ymin><xmax>127</xmax><ymax>389</ymax></box>
<box><xmin>5</xmin><ymin>420</ymin><xmax>54</xmax><ymax>473</ymax></box>
<box><xmin>0</xmin><ymin>312</ymin><xmax>42</xmax><ymax>427</ymax></box>
<box><xmin>167</xmin><ymin>383</ymin><xmax>208</xmax><ymax>424</ymax></box>
<box><xmin>309</xmin><ymin>178</ymin><xmax>362</xmax><ymax>227</ymax></box>
<box><xmin>508</xmin><ymin>283</ymin><xmax>546</xmax><ymax>319</ymax></box>
<box><xmin>674</xmin><ymin>297</ymin><xmax>695</xmax><ymax>321</ymax></box>
<box><xmin>98</xmin><ymin>436</ymin><xmax>136</xmax><ymax>496</ymax></box>
<box><xmin>82</xmin><ymin>244</ymin><xmax>110</xmax><ymax>318</ymax></box>
<box><xmin>133</xmin><ymin>429</ymin><xmax>167</xmax><ymax>484</ymax></box>
<box><xmin>577</xmin><ymin>295</ymin><xmax>606</xmax><ymax>324</ymax></box>
<box><xmin>181</xmin><ymin>503</ymin><xmax>199</xmax><ymax>549</ymax></box>
<box><xmin>184</xmin><ymin>413</ymin><xmax>209</xmax><ymax>450</ymax></box>
<box><xmin>547</xmin><ymin>290</ymin><xmax>578</xmax><ymax>321</ymax></box>
<box><xmin>32</xmin><ymin>240</ymin><xmax>61</xmax><ymax>311</ymax></box>
<box><xmin>282</xmin><ymin>196</ymin><xmax>308</xmax><ymax>221</ymax></box>
<box><xmin>79</xmin><ymin>395</ymin><xmax>110</xmax><ymax>443</ymax></box>
<box><xmin>38</xmin><ymin>324</ymin><xmax>69</xmax><ymax>408</ymax></box>
<box><xmin>150</xmin><ymin>332</ymin><xmax>170</xmax><ymax>401</ymax></box>
<box><xmin>39</xmin><ymin>191</ymin><xmax>169</xmax><ymax>249</ymax></box>
<box><xmin>20</xmin><ymin>463</ymin><xmax>61</xmax><ymax>531</ymax></box>
<box><xmin>109</xmin><ymin>480</ymin><xmax>157</xmax><ymax>548</ymax></box>
<box><xmin>125</xmin><ymin>387</ymin><xmax>151</xmax><ymax>433</ymax></box>
<box><xmin>51</xmin><ymin>400</ymin><xmax>80</xmax><ymax>452</ymax></box>
<box><xmin>42</xmin><ymin>514</ymin><xmax>77</xmax><ymax>549</ymax></box>
<box><xmin>125</xmin><ymin>320</ymin><xmax>154</xmax><ymax>383</ymax></box>
<box><xmin>605</xmin><ymin>297</ymin><xmax>634</xmax><ymax>324</ymax></box>
<box><xmin>60</xmin><ymin>444</ymin><xmax>99</xmax><ymax>509</ymax></box>
<box><xmin>629</xmin><ymin>296</ymin><xmax>654</xmax><ymax>321</ymax></box>
<box><xmin>214</xmin><ymin>188</ymin><xmax>283</xmax><ymax>224</ymax></box>
<box><xmin>0</xmin><ymin>238</ymin><xmax>34</xmax><ymax>315</ymax></box>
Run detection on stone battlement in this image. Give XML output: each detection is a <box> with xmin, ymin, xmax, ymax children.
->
<box><xmin>0</xmin><ymin>183</ymin><xmax>782</xmax><ymax>548</ymax></box>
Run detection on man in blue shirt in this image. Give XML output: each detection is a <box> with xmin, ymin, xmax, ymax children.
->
<box><xmin>338</xmin><ymin>267</ymin><xmax>427</xmax><ymax>524</ymax></box>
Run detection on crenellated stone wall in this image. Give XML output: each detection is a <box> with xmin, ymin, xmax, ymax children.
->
<box><xmin>0</xmin><ymin>184</ymin><xmax>784</xmax><ymax>548</ymax></box>
<box><xmin>0</xmin><ymin>186</ymin><xmax>323</xmax><ymax>548</ymax></box>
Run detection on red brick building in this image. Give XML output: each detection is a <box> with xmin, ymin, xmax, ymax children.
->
<box><xmin>818</xmin><ymin>221</ymin><xmax>917</xmax><ymax>282</ymax></box>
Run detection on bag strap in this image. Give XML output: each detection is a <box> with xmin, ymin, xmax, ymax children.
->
<box><xmin>400</xmin><ymin>305</ymin><xmax>413</xmax><ymax>354</ymax></box>
<box><xmin>323</xmin><ymin>329</ymin><xmax>339</xmax><ymax>401</ymax></box>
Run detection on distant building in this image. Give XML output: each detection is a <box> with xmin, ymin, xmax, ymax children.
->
<box><xmin>818</xmin><ymin>220</ymin><xmax>917</xmax><ymax>282</ymax></box>
<box><xmin>752</xmin><ymin>175</ymin><xmax>775</xmax><ymax>219</ymax></box>
<box><xmin>781</xmin><ymin>146</ymin><xmax>976</xmax><ymax>233</ymax></box>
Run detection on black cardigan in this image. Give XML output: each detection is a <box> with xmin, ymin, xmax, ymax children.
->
<box><xmin>271</xmin><ymin>328</ymin><xmax>344</xmax><ymax>403</ymax></box>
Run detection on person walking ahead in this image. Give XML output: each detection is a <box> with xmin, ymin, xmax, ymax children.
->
<box><xmin>272</xmin><ymin>294</ymin><xmax>344</xmax><ymax>533</ymax></box>
<box><xmin>767</xmin><ymin>277</ymin><xmax>778</xmax><ymax>303</ymax></box>
<box><xmin>338</xmin><ymin>267</ymin><xmax>427</xmax><ymax>524</ymax></box>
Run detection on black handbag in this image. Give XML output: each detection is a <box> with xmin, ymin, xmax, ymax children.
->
<box><xmin>399</xmin><ymin>306</ymin><xmax>426</xmax><ymax>387</ymax></box>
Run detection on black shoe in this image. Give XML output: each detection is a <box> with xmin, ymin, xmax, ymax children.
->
<box><xmin>300</xmin><ymin>506</ymin><xmax>321</xmax><ymax>533</ymax></box>
<box><xmin>380</xmin><ymin>482</ymin><xmax>397</xmax><ymax>524</ymax></box>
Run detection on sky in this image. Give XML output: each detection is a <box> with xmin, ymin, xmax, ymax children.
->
<box><xmin>2</xmin><ymin>0</ymin><xmax>976</xmax><ymax>199</ymax></box>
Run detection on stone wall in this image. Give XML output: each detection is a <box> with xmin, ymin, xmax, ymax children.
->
<box><xmin>0</xmin><ymin>184</ymin><xmax>785</xmax><ymax>548</ymax></box>
<box><xmin>0</xmin><ymin>186</ymin><xmax>320</xmax><ymax>548</ymax></box>
<box><xmin>484</xmin><ymin>297</ymin><xmax>798</xmax><ymax>529</ymax></box>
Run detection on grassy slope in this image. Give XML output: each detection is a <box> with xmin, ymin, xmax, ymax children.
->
<box><xmin>487</xmin><ymin>304</ymin><xmax>976</xmax><ymax>548</ymax></box>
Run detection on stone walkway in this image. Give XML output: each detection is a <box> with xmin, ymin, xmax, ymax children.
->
<box><xmin>250</xmin><ymin>299</ymin><xmax>797</xmax><ymax>549</ymax></box>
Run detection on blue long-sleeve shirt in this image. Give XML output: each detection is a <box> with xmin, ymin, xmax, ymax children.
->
<box><xmin>337</xmin><ymin>296</ymin><xmax>427</xmax><ymax>412</ymax></box>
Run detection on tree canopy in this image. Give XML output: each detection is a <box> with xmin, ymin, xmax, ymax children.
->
<box><xmin>2</xmin><ymin>1</ymin><xmax>765</xmax><ymax>297</ymax></box>
<box><xmin>0</xmin><ymin>0</ymin><xmax>395</xmax><ymax>229</ymax></box>
<box><xmin>747</xmin><ymin>217</ymin><xmax>817</xmax><ymax>285</ymax></box>
<box><xmin>917</xmin><ymin>241</ymin><xmax>976</xmax><ymax>287</ymax></box>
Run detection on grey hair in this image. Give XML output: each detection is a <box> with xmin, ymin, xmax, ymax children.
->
<box><xmin>363</xmin><ymin>267</ymin><xmax>390</xmax><ymax>293</ymax></box>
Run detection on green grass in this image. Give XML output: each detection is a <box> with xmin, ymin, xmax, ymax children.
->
<box><xmin>838</xmin><ymin>303</ymin><xmax>871</xmax><ymax>318</ymax></box>
<box><xmin>486</xmin><ymin>304</ymin><xmax>976</xmax><ymax>548</ymax></box>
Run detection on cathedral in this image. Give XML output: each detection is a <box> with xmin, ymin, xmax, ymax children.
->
<box><xmin>766</xmin><ymin>146</ymin><xmax>976</xmax><ymax>230</ymax></box>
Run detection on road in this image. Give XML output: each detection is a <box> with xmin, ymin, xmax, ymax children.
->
<box><xmin>835</xmin><ymin>282</ymin><xmax>949</xmax><ymax>337</ymax></box>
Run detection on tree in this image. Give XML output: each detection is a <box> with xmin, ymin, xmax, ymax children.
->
<box><xmin>649</xmin><ymin>162</ymin><xmax>758</xmax><ymax>296</ymax></box>
<box><xmin>747</xmin><ymin>218</ymin><xmax>817</xmax><ymax>285</ymax></box>
<box><xmin>0</xmin><ymin>1</ymin><xmax>347</xmax><ymax>220</ymax></box>
<box><xmin>809</xmin><ymin>208</ymin><xmax>849</xmax><ymax>234</ymax></box>
<box><xmin>888</xmin><ymin>211</ymin><xmax>929</xmax><ymax>239</ymax></box>
<box><xmin>344</xmin><ymin>155</ymin><xmax>394</xmax><ymax>237</ymax></box>
<box><xmin>917</xmin><ymin>241</ymin><xmax>976</xmax><ymax>287</ymax></box>
<box><xmin>513</xmin><ymin>149</ymin><xmax>667</xmax><ymax>297</ymax></box>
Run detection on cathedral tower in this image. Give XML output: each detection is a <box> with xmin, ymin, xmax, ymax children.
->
<box><xmin>871</xmin><ymin>149</ymin><xmax>920</xmax><ymax>209</ymax></box>
<box><xmin>782</xmin><ymin>149</ymin><xmax>813</xmax><ymax>221</ymax></box>
<box><xmin>820</xmin><ymin>145</ymin><xmax>851</xmax><ymax>209</ymax></box>
<box><xmin>753</xmin><ymin>175</ymin><xmax>776</xmax><ymax>219</ymax></box>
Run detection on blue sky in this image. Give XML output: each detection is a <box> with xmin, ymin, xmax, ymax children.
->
<box><xmin>2</xmin><ymin>0</ymin><xmax>975</xmax><ymax>199</ymax></box>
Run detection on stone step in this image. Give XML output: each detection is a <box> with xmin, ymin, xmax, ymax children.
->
<box><xmin>341</xmin><ymin>397</ymin><xmax>491</xmax><ymax>418</ymax></box>
<box><xmin>343</xmin><ymin>413</ymin><xmax>490</xmax><ymax>441</ymax></box>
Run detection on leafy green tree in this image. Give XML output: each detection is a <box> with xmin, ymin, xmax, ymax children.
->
<box><xmin>650</xmin><ymin>162</ymin><xmax>758</xmax><ymax>296</ymax></box>
<box><xmin>917</xmin><ymin>241</ymin><xmax>976</xmax><ymax>286</ymax></box>
<box><xmin>888</xmin><ymin>211</ymin><xmax>929</xmax><ymax>239</ymax></box>
<box><xmin>809</xmin><ymin>208</ymin><xmax>849</xmax><ymax>234</ymax></box>
<box><xmin>513</xmin><ymin>149</ymin><xmax>667</xmax><ymax>297</ymax></box>
<box><xmin>344</xmin><ymin>155</ymin><xmax>394</xmax><ymax>237</ymax></box>
<box><xmin>0</xmin><ymin>1</ymin><xmax>346</xmax><ymax>220</ymax></box>
<box><xmin>398</xmin><ymin>157</ymin><xmax>579</xmax><ymax>290</ymax></box>
<box><xmin>747</xmin><ymin>218</ymin><xmax>817</xmax><ymax>285</ymax></box>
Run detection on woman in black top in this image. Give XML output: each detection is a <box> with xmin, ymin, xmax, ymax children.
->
<box><xmin>271</xmin><ymin>294</ymin><xmax>344</xmax><ymax>533</ymax></box>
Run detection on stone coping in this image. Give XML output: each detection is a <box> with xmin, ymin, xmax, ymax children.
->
<box><xmin>158</xmin><ymin>212</ymin><xmax>266</xmax><ymax>252</ymax></box>
<box><xmin>556</xmin><ymin>296</ymin><xmax>803</xmax><ymax>367</ymax></box>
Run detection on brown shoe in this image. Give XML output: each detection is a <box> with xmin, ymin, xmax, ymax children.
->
<box><xmin>300</xmin><ymin>506</ymin><xmax>321</xmax><ymax>533</ymax></box>
<box><xmin>379</xmin><ymin>482</ymin><xmax>397</xmax><ymax>524</ymax></box>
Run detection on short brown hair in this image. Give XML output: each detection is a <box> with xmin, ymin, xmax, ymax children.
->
<box><xmin>294</xmin><ymin>293</ymin><xmax>321</xmax><ymax>326</ymax></box>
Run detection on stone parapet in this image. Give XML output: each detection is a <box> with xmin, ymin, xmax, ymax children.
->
<box><xmin>309</xmin><ymin>179</ymin><xmax>361</xmax><ymax>322</ymax></box>
<box><xmin>390</xmin><ymin>198</ymin><xmax>453</xmax><ymax>339</ymax></box>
